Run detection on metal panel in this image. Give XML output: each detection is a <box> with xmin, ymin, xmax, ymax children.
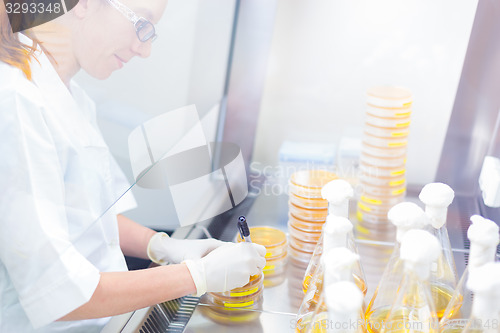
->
<box><xmin>214</xmin><ymin>0</ymin><xmax>278</xmax><ymax>175</ymax></box>
<box><xmin>436</xmin><ymin>0</ymin><xmax>500</xmax><ymax>198</ymax></box>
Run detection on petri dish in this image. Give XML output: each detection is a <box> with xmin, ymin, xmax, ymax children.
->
<box><xmin>200</xmin><ymin>295</ymin><xmax>263</xmax><ymax>325</ymax></box>
<box><xmin>202</xmin><ymin>272</ymin><xmax>265</xmax><ymax>326</ymax></box>
<box><xmin>288</xmin><ymin>243</ymin><xmax>313</xmax><ymax>268</ymax></box>
<box><xmin>287</xmin><ymin>220</ymin><xmax>322</xmax><ymax>243</ymax></box>
<box><xmin>360</xmin><ymin>182</ymin><xmax>407</xmax><ymax>197</ymax></box>
<box><xmin>364</xmin><ymin>123</ymin><xmax>410</xmax><ymax>138</ymax></box>
<box><xmin>289</xmin><ymin>213</ymin><xmax>325</xmax><ymax>232</ymax></box>
<box><xmin>289</xmin><ymin>170</ymin><xmax>337</xmax><ymax>198</ymax></box>
<box><xmin>359</xmin><ymin>193</ymin><xmax>405</xmax><ymax>207</ymax></box>
<box><xmin>263</xmin><ymin>251</ymin><xmax>287</xmax><ymax>277</ymax></box>
<box><xmin>360</xmin><ymin>173</ymin><xmax>406</xmax><ymax>188</ymax></box>
<box><xmin>360</xmin><ymin>151</ymin><xmax>407</xmax><ymax>168</ymax></box>
<box><xmin>365</xmin><ymin>113</ymin><xmax>411</xmax><ymax>129</ymax></box>
<box><xmin>216</xmin><ymin>274</ymin><xmax>263</xmax><ymax>298</ymax></box>
<box><xmin>366</xmin><ymin>104</ymin><xmax>412</xmax><ymax>118</ymax></box>
<box><xmin>263</xmin><ymin>272</ymin><xmax>286</xmax><ymax>288</ymax></box>
<box><xmin>354</xmin><ymin>219</ymin><xmax>396</xmax><ymax>240</ymax></box>
<box><xmin>236</xmin><ymin>226</ymin><xmax>287</xmax><ymax>259</ymax></box>
<box><xmin>360</xmin><ymin>161</ymin><xmax>406</xmax><ymax>178</ymax></box>
<box><xmin>366</xmin><ymin>86</ymin><xmax>413</xmax><ymax>108</ymax></box>
<box><xmin>288</xmin><ymin>202</ymin><xmax>328</xmax><ymax>222</ymax></box>
<box><xmin>208</xmin><ymin>287</ymin><xmax>264</xmax><ymax>309</ymax></box>
<box><xmin>363</xmin><ymin>132</ymin><xmax>408</xmax><ymax>149</ymax></box>
<box><xmin>356</xmin><ymin>209</ymin><xmax>390</xmax><ymax>225</ymax></box>
<box><xmin>289</xmin><ymin>234</ymin><xmax>317</xmax><ymax>253</ymax></box>
<box><xmin>362</xmin><ymin>141</ymin><xmax>407</xmax><ymax>158</ymax></box>
<box><xmin>199</xmin><ymin>305</ymin><xmax>262</xmax><ymax>326</ymax></box>
<box><xmin>288</xmin><ymin>192</ymin><xmax>328</xmax><ymax>209</ymax></box>
<box><xmin>357</xmin><ymin>200</ymin><xmax>397</xmax><ymax>216</ymax></box>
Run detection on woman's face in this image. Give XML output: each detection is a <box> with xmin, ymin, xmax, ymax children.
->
<box><xmin>75</xmin><ymin>0</ymin><xmax>168</xmax><ymax>79</ymax></box>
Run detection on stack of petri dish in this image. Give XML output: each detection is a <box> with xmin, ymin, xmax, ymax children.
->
<box><xmin>236</xmin><ymin>226</ymin><xmax>287</xmax><ymax>287</ymax></box>
<box><xmin>200</xmin><ymin>273</ymin><xmax>264</xmax><ymax>325</ymax></box>
<box><xmin>287</xmin><ymin>170</ymin><xmax>337</xmax><ymax>268</ymax></box>
<box><xmin>357</xmin><ymin>86</ymin><xmax>412</xmax><ymax>234</ymax></box>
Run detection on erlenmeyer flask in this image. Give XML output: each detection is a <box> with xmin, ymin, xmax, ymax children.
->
<box><xmin>303</xmin><ymin>216</ymin><xmax>353</xmax><ymax>294</ymax></box>
<box><xmin>365</xmin><ymin>202</ymin><xmax>429</xmax><ymax>333</ymax></box>
<box><xmin>306</xmin><ymin>281</ymin><xmax>365</xmax><ymax>333</ymax></box>
<box><xmin>461</xmin><ymin>263</ymin><xmax>500</xmax><ymax>333</ymax></box>
<box><xmin>440</xmin><ymin>215</ymin><xmax>500</xmax><ymax>332</ymax></box>
<box><xmin>302</xmin><ymin>179</ymin><xmax>367</xmax><ymax>294</ymax></box>
<box><xmin>419</xmin><ymin>183</ymin><xmax>459</xmax><ymax>319</ymax></box>
<box><xmin>379</xmin><ymin>230</ymin><xmax>440</xmax><ymax>333</ymax></box>
<box><xmin>296</xmin><ymin>247</ymin><xmax>361</xmax><ymax>333</ymax></box>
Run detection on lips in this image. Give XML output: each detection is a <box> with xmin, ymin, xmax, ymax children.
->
<box><xmin>114</xmin><ymin>55</ymin><xmax>127</xmax><ymax>69</ymax></box>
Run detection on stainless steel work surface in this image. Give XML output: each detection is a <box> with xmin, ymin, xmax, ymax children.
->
<box><xmin>184</xmin><ymin>242</ymin><xmax>393</xmax><ymax>333</ymax></box>
<box><xmin>182</xmin><ymin>186</ymin><xmax>476</xmax><ymax>333</ymax></box>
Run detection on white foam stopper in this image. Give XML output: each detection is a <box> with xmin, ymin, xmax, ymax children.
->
<box><xmin>400</xmin><ymin>230</ymin><xmax>440</xmax><ymax>280</ymax></box>
<box><xmin>468</xmin><ymin>215</ymin><xmax>500</xmax><ymax>268</ymax></box>
<box><xmin>321</xmin><ymin>179</ymin><xmax>354</xmax><ymax>218</ymax></box>
<box><xmin>388</xmin><ymin>202</ymin><xmax>430</xmax><ymax>242</ymax></box>
<box><xmin>419</xmin><ymin>183</ymin><xmax>455</xmax><ymax>229</ymax></box>
<box><xmin>324</xmin><ymin>216</ymin><xmax>354</xmax><ymax>249</ymax></box>
<box><xmin>467</xmin><ymin>263</ymin><xmax>500</xmax><ymax>318</ymax></box>
<box><xmin>325</xmin><ymin>281</ymin><xmax>363</xmax><ymax>325</ymax></box>
<box><xmin>321</xmin><ymin>247</ymin><xmax>359</xmax><ymax>285</ymax></box>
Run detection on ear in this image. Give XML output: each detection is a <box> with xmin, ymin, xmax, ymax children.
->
<box><xmin>72</xmin><ymin>0</ymin><xmax>90</xmax><ymax>19</ymax></box>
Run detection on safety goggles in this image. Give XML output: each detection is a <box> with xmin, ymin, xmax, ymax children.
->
<box><xmin>106</xmin><ymin>0</ymin><xmax>158</xmax><ymax>42</ymax></box>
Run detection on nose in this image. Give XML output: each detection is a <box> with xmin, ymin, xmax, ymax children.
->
<box><xmin>132</xmin><ymin>39</ymin><xmax>152</xmax><ymax>58</ymax></box>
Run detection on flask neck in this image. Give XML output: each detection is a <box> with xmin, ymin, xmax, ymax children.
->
<box><xmin>471</xmin><ymin>293</ymin><xmax>500</xmax><ymax>322</ymax></box>
<box><xmin>469</xmin><ymin>243</ymin><xmax>497</xmax><ymax>269</ymax></box>
<box><xmin>425</xmin><ymin>205</ymin><xmax>448</xmax><ymax>229</ymax></box>
<box><xmin>324</xmin><ymin>233</ymin><xmax>348</xmax><ymax>251</ymax></box>
<box><xmin>404</xmin><ymin>261</ymin><xmax>431</xmax><ymax>281</ymax></box>
<box><xmin>329</xmin><ymin>200</ymin><xmax>349</xmax><ymax>218</ymax></box>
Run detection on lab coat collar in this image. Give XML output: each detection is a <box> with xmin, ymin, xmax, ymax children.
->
<box><xmin>18</xmin><ymin>33</ymin><xmax>106</xmax><ymax>148</ymax></box>
<box><xmin>19</xmin><ymin>34</ymin><xmax>76</xmax><ymax>112</ymax></box>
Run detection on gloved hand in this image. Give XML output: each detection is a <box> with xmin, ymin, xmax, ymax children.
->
<box><xmin>147</xmin><ymin>232</ymin><xmax>227</xmax><ymax>265</ymax></box>
<box><xmin>183</xmin><ymin>242</ymin><xmax>267</xmax><ymax>296</ymax></box>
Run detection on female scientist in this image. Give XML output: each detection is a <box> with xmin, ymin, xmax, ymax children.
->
<box><xmin>0</xmin><ymin>0</ymin><xmax>266</xmax><ymax>331</ymax></box>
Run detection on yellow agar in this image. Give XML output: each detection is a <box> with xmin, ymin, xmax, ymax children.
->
<box><xmin>358</xmin><ymin>202</ymin><xmax>372</xmax><ymax>212</ymax></box>
<box><xmin>229</xmin><ymin>286</ymin><xmax>259</xmax><ymax>297</ymax></box>
<box><xmin>389</xmin><ymin>179</ymin><xmax>405</xmax><ymax>186</ymax></box>
<box><xmin>223</xmin><ymin>300</ymin><xmax>254</xmax><ymax>308</ymax></box>
<box><xmin>361</xmin><ymin>196</ymin><xmax>383</xmax><ymax>205</ymax></box>
<box><xmin>390</xmin><ymin>170</ymin><xmax>405</xmax><ymax>176</ymax></box>
<box><xmin>388</xmin><ymin>142</ymin><xmax>407</xmax><ymax>147</ymax></box>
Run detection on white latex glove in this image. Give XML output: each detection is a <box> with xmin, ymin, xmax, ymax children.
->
<box><xmin>147</xmin><ymin>232</ymin><xmax>227</xmax><ymax>265</ymax></box>
<box><xmin>183</xmin><ymin>242</ymin><xmax>267</xmax><ymax>296</ymax></box>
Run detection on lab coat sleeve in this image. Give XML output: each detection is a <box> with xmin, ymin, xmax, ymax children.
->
<box><xmin>0</xmin><ymin>90</ymin><xmax>101</xmax><ymax>329</ymax></box>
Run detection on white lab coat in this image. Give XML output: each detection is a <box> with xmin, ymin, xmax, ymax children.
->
<box><xmin>0</xmin><ymin>34</ymin><xmax>137</xmax><ymax>332</ymax></box>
